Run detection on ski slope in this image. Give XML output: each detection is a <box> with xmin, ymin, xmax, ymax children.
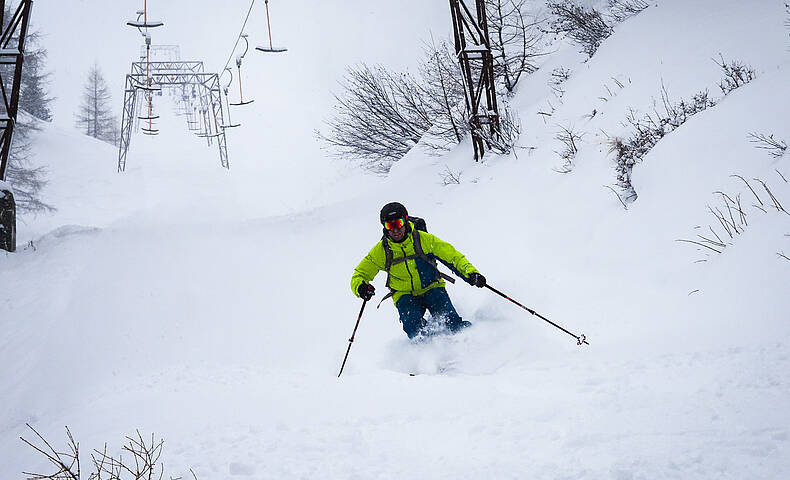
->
<box><xmin>2</xmin><ymin>0</ymin><xmax>789</xmax><ymax>478</ymax></box>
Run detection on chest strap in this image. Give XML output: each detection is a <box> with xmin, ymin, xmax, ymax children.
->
<box><xmin>378</xmin><ymin>229</ymin><xmax>455</xmax><ymax>308</ymax></box>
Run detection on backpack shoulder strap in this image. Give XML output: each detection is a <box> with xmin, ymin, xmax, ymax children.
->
<box><xmin>412</xmin><ymin>229</ymin><xmax>456</xmax><ymax>284</ymax></box>
<box><xmin>379</xmin><ymin>235</ymin><xmax>397</xmax><ymax>308</ymax></box>
<box><xmin>381</xmin><ymin>235</ymin><xmax>393</xmax><ymax>288</ymax></box>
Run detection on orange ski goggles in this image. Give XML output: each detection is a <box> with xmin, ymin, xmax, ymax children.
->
<box><xmin>384</xmin><ymin>218</ymin><xmax>406</xmax><ymax>230</ymax></box>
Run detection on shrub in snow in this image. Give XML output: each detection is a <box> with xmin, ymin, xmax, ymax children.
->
<box><xmin>606</xmin><ymin>0</ymin><xmax>649</xmax><ymax>23</ymax></box>
<box><xmin>547</xmin><ymin>1</ymin><xmax>613</xmax><ymax>58</ymax></box>
<box><xmin>549</xmin><ymin>66</ymin><xmax>571</xmax><ymax>98</ymax></box>
<box><xmin>611</xmin><ymin>57</ymin><xmax>756</xmax><ymax>201</ymax></box>
<box><xmin>679</xmin><ymin>173</ymin><xmax>789</xmax><ymax>260</ymax></box>
<box><xmin>713</xmin><ymin>55</ymin><xmax>756</xmax><ymax>95</ymax></box>
<box><xmin>610</xmin><ymin>86</ymin><xmax>716</xmax><ymax>200</ymax></box>
<box><xmin>553</xmin><ymin>124</ymin><xmax>585</xmax><ymax>173</ymax></box>
<box><xmin>748</xmin><ymin>132</ymin><xmax>788</xmax><ymax>159</ymax></box>
<box><xmin>478</xmin><ymin>101</ymin><xmax>523</xmax><ymax>156</ymax></box>
<box><xmin>786</xmin><ymin>3</ymin><xmax>790</xmax><ymax>40</ymax></box>
<box><xmin>440</xmin><ymin>165</ymin><xmax>463</xmax><ymax>185</ymax></box>
<box><xmin>21</xmin><ymin>424</ymin><xmax>194</xmax><ymax>480</ymax></box>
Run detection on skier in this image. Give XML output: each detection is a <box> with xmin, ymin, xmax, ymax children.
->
<box><xmin>351</xmin><ymin>202</ymin><xmax>486</xmax><ymax>339</ymax></box>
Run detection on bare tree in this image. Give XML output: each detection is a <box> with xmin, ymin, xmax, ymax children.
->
<box><xmin>415</xmin><ymin>40</ymin><xmax>470</xmax><ymax>150</ymax></box>
<box><xmin>75</xmin><ymin>63</ymin><xmax>119</xmax><ymax>145</ymax></box>
<box><xmin>319</xmin><ymin>64</ymin><xmax>432</xmax><ymax>174</ymax></box>
<box><xmin>486</xmin><ymin>0</ymin><xmax>546</xmax><ymax>93</ymax></box>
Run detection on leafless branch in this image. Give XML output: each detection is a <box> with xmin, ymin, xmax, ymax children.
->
<box><xmin>440</xmin><ymin>165</ymin><xmax>462</xmax><ymax>185</ymax></box>
<box><xmin>753</xmin><ymin>178</ymin><xmax>788</xmax><ymax>214</ymax></box>
<box><xmin>603</xmin><ymin>185</ymin><xmax>628</xmax><ymax>210</ymax></box>
<box><xmin>730</xmin><ymin>174</ymin><xmax>763</xmax><ymax>206</ymax></box>
<box><xmin>748</xmin><ymin>132</ymin><xmax>787</xmax><ymax>158</ymax></box>
<box><xmin>20</xmin><ymin>424</ymin><xmax>80</xmax><ymax>480</ymax></box>
<box><xmin>676</xmin><ymin>239</ymin><xmax>722</xmax><ymax>254</ymax></box>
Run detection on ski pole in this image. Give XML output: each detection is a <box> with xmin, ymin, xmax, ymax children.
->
<box><xmin>486</xmin><ymin>284</ymin><xmax>589</xmax><ymax>346</ymax></box>
<box><xmin>338</xmin><ymin>299</ymin><xmax>368</xmax><ymax>377</ymax></box>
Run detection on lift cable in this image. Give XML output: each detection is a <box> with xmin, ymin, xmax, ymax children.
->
<box><xmin>219</xmin><ymin>0</ymin><xmax>256</xmax><ymax>75</ymax></box>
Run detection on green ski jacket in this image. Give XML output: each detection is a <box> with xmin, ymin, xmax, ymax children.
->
<box><xmin>351</xmin><ymin>222</ymin><xmax>479</xmax><ymax>305</ymax></box>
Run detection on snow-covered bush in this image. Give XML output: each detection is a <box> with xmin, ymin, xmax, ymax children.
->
<box><xmin>606</xmin><ymin>0</ymin><xmax>649</xmax><ymax>23</ymax></box>
<box><xmin>611</xmin><ymin>57</ymin><xmax>756</xmax><ymax>200</ymax></box>
<box><xmin>713</xmin><ymin>55</ymin><xmax>756</xmax><ymax>95</ymax></box>
<box><xmin>610</xmin><ymin>86</ymin><xmax>715</xmax><ymax>200</ymax></box>
<box><xmin>547</xmin><ymin>1</ymin><xmax>613</xmax><ymax>58</ymax></box>
<box><xmin>785</xmin><ymin>4</ymin><xmax>790</xmax><ymax>62</ymax></box>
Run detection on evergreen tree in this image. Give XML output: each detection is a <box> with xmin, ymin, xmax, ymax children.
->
<box><xmin>18</xmin><ymin>31</ymin><xmax>53</xmax><ymax>121</ymax></box>
<box><xmin>75</xmin><ymin>63</ymin><xmax>119</xmax><ymax>145</ymax></box>
<box><xmin>2</xmin><ymin>4</ymin><xmax>54</xmax><ymax>213</ymax></box>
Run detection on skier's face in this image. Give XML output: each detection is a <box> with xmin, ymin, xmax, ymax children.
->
<box><xmin>388</xmin><ymin>223</ymin><xmax>407</xmax><ymax>242</ymax></box>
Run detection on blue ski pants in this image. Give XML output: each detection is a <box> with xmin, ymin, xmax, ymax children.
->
<box><xmin>395</xmin><ymin>287</ymin><xmax>468</xmax><ymax>338</ymax></box>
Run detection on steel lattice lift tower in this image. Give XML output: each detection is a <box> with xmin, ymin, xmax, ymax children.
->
<box><xmin>118</xmin><ymin>1</ymin><xmax>230</xmax><ymax>172</ymax></box>
<box><xmin>0</xmin><ymin>0</ymin><xmax>33</xmax><ymax>253</ymax></box>
<box><xmin>117</xmin><ymin>60</ymin><xmax>229</xmax><ymax>171</ymax></box>
<box><xmin>449</xmin><ymin>0</ymin><xmax>500</xmax><ymax>161</ymax></box>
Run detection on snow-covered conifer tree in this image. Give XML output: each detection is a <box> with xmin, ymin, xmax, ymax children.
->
<box><xmin>75</xmin><ymin>63</ymin><xmax>119</xmax><ymax>145</ymax></box>
<box><xmin>2</xmin><ymin>5</ymin><xmax>53</xmax><ymax>213</ymax></box>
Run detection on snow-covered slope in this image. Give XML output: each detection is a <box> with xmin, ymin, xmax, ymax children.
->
<box><xmin>2</xmin><ymin>0</ymin><xmax>789</xmax><ymax>478</ymax></box>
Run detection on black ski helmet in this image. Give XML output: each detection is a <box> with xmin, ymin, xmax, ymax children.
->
<box><xmin>380</xmin><ymin>202</ymin><xmax>408</xmax><ymax>225</ymax></box>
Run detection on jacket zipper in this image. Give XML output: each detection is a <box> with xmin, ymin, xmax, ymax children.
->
<box><xmin>401</xmin><ymin>246</ymin><xmax>415</xmax><ymax>291</ymax></box>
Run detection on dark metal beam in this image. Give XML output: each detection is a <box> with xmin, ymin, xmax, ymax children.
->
<box><xmin>448</xmin><ymin>0</ymin><xmax>500</xmax><ymax>161</ymax></box>
<box><xmin>0</xmin><ymin>0</ymin><xmax>33</xmax><ymax>182</ymax></box>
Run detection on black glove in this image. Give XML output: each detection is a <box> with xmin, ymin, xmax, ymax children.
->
<box><xmin>468</xmin><ymin>272</ymin><xmax>486</xmax><ymax>288</ymax></box>
<box><xmin>358</xmin><ymin>283</ymin><xmax>375</xmax><ymax>301</ymax></box>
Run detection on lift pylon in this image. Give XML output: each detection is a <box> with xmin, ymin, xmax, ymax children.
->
<box><xmin>117</xmin><ymin>65</ymin><xmax>230</xmax><ymax>171</ymax></box>
<box><xmin>0</xmin><ymin>0</ymin><xmax>33</xmax><ymax>253</ymax></box>
<box><xmin>449</xmin><ymin>0</ymin><xmax>500</xmax><ymax>161</ymax></box>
